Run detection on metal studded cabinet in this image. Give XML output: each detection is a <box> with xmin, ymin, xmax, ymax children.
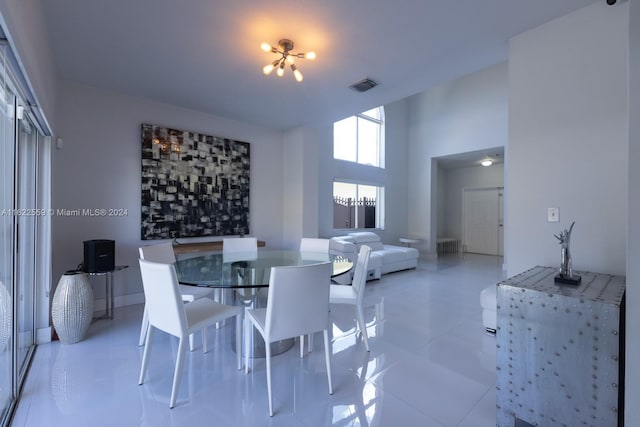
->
<box><xmin>496</xmin><ymin>266</ymin><xmax>625</xmax><ymax>427</ymax></box>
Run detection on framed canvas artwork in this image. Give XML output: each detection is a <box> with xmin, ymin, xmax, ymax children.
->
<box><xmin>141</xmin><ymin>124</ymin><xmax>250</xmax><ymax>240</ymax></box>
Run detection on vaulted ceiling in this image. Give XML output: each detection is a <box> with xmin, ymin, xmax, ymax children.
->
<box><xmin>41</xmin><ymin>0</ymin><xmax>599</xmax><ymax>131</ymax></box>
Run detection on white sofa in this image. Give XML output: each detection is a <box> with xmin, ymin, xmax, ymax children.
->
<box><xmin>330</xmin><ymin>232</ymin><xmax>418</xmax><ymax>282</ymax></box>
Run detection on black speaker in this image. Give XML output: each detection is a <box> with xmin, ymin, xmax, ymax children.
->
<box><xmin>83</xmin><ymin>239</ymin><xmax>115</xmax><ymax>273</ymax></box>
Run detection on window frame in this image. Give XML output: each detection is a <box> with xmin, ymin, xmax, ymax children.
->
<box><xmin>333</xmin><ymin>106</ymin><xmax>385</xmax><ymax>168</ymax></box>
<box><xmin>332</xmin><ymin>179</ymin><xmax>385</xmax><ymax>231</ymax></box>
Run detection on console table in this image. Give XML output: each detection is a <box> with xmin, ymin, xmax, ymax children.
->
<box><xmin>88</xmin><ymin>265</ymin><xmax>128</xmax><ymax>320</ymax></box>
<box><xmin>496</xmin><ymin>266</ymin><xmax>625</xmax><ymax>427</ymax></box>
<box><xmin>172</xmin><ymin>239</ymin><xmax>266</xmax><ymax>254</ymax></box>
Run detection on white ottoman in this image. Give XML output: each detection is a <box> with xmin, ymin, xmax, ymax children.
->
<box><xmin>480</xmin><ymin>285</ymin><xmax>497</xmax><ymax>333</ymax></box>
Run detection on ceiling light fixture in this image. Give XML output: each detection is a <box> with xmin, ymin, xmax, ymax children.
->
<box><xmin>481</xmin><ymin>160</ymin><xmax>493</xmax><ymax>167</ymax></box>
<box><xmin>261</xmin><ymin>39</ymin><xmax>315</xmax><ymax>82</ymax></box>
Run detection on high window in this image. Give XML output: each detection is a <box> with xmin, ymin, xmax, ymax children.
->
<box><xmin>333</xmin><ymin>106</ymin><xmax>385</xmax><ymax>168</ymax></box>
<box><xmin>333</xmin><ymin>181</ymin><xmax>384</xmax><ymax>230</ymax></box>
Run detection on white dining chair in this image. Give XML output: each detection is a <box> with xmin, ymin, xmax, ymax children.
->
<box><xmin>329</xmin><ymin>245</ymin><xmax>374</xmax><ymax>351</ymax></box>
<box><xmin>138</xmin><ymin>259</ymin><xmax>243</xmax><ymax>409</ymax></box>
<box><xmin>298</xmin><ymin>237</ymin><xmax>331</xmax><ymax>356</ymax></box>
<box><xmin>223</xmin><ymin>237</ymin><xmax>258</xmax><ymax>254</ymax></box>
<box><xmin>245</xmin><ymin>262</ymin><xmax>333</xmax><ymax>417</ymax></box>
<box><xmin>224</xmin><ymin>236</ymin><xmax>259</xmax><ymax>265</ymax></box>
<box><xmin>299</xmin><ymin>237</ymin><xmax>330</xmax><ymax>254</ymax></box>
<box><xmin>137</xmin><ymin>242</ymin><xmax>214</xmax><ymax>350</ymax></box>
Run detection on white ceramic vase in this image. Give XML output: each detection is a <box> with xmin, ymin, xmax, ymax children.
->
<box><xmin>52</xmin><ymin>271</ymin><xmax>94</xmax><ymax>344</ymax></box>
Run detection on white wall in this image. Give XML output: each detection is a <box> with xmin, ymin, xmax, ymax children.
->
<box><xmin>627</xmin><ymin>0</ymin><xmax>640</xmax><ymax>425</ymax></box>
<box><xmin>440</xmin><ymin>164</ymin><xmax>504</xmax><ymax>241</ymax></box>
<box><xmin>283</xmin><ymin>127</ymin><xmax>304</xmax><ymax>248</ymax></box>
<box><xmin>407</xmin><ymin>62</ymin><xmax>508</xmax><ymax>254</ymax></box>
<box><xmin>301</xmin><ymin>128</ymin><xmax>320</xmax><ymax>241</ymax></box>
<box><xmin>383</xmin><ymin>99</ymin><xmax>411</xmax><ymax>243</ymax></box>
<box><xmin>282</xmin><ymin>126</ymin><xmax>320</xmax><ymax>249</ymax></box>
<box><xmin>52</xmin><ymin>81</ymin><xmax>284</xmax><ymax>304</ymax></box>
<box><xmin>506</xmin><ymin>2</ymin><xmax>628</xmax><ymax>277</ymax></box>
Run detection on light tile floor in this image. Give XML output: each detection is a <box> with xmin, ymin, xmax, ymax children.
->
<box><xmin>11</xmin><ymin>254</ymin><xmax>504</xmax><ymax>427</ymax></box>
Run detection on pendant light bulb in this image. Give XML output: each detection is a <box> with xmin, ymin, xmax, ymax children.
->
<box><xmin>263</xmin><ymin>59</ymin><xmax>279</xmax><ymax>75</ymax></box>
<box><xmin>276</xmin><ymin>61</ymin><xmax>285</xmax><ymax>77</ymax></box>
<box><xmin>260</xmin><ymin>42</ymin><xmax>272</xmax><ymax>52</ymax></box>
<box><xmin>305</xmin><ymin>51</ymin><xmax>316</xmax><ymax>60</ymax></box>
<box><xmin>291</xmin><ymin>64</ymin><xmax>303</xmax><ymax>82</ymax></box>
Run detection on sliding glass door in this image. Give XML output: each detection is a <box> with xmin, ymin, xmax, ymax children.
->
<box><xmin>0</xmin><ymin>42</ymin><xmax>42</xmax><ymax>426</ymax></box>
<box><xmin>15</xmin><ymin>104</ymin><xmax>37</xmax><ymax>378</ymax></box>
<box><xmin>0</xmin><ymin>44</ymin><xmax>15</xmax><ymax>424</ymax></box>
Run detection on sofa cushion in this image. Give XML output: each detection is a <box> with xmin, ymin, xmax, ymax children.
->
<box><xmin>405</xmin><ymin>247</ymin><xmax>419</xmax><ymax>259</ymax></box>
<box><xmin>376</xmin><ymin>248</ymin><xmax>407</xmax><ymax>264</ymax></box>
<box><xmin>363</xmin><ymin>241</ymin><xmax>384</xmax><ymax>251</ymax></box>
<box><xmin>368</xmin><ymin>252</ymin><xmax>383</xmax><ymax>268</ymax></box>
<box><xmin>348</xmin><ymin>232</ymin><xmax>380</xmax><ymax>245</ymax></box>
<box><xmin>329</xmin><ymin>237</ymin><xmax>356</xmax><ymax>254</ymax></box>
<box><xmin>388</xmin><ymin>245</ymin><xmax>418</xmax><ymax>259</ymax></box>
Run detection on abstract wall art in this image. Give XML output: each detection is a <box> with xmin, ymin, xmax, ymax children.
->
<box><xmin>141</xmin><ymin>124</ymin><xmax>250</xmax><ymax>240</ymax></box>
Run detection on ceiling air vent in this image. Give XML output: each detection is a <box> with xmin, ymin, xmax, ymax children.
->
<box><xmin>349</xmin><ymin>78</ymin><xmax>378</xmax><ymax>92</ymax></box>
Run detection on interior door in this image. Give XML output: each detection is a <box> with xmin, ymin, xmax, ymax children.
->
<box><xmin>463</xmin><ymin>188</ymin><xmax>503</xmax><ymax>256</ymax></box>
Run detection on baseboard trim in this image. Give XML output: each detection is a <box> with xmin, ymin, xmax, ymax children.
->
<box><xmin>93</xmin><ymin>292</ymin><xmax>144</xmax><ymax>313</ymax></box>
<box><xmin>36</xmin><ymin>327</ymin><xmax>52</xmax><ymax>344</ymax></box>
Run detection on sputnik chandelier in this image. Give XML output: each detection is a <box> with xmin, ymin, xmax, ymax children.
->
<box><xmin>261</xmin><ymin>39</ymin><xmax>316</xmax><ymax>82</ymax></box>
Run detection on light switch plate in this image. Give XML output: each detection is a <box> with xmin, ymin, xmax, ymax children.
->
<box><xmin>547</xmin><ymin>207</ymin><xmax>559</xmax><ymax>222</ymax></box>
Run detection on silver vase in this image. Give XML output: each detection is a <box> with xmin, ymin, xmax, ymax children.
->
<box><xmin>52</xmin><ymin>271</ymin><xmax>94</xmax><ymax>344</ymax></box>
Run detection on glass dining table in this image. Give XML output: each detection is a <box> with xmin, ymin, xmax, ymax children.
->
<box><xmin>175</xmin><ymin>250</ymin><xmax>353</xmax><ymax>357</ymax></box>
<box><xmin>175</xmin><ymin>250</ymin><xmax>352</xmax><ymax>288</ymax></box>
